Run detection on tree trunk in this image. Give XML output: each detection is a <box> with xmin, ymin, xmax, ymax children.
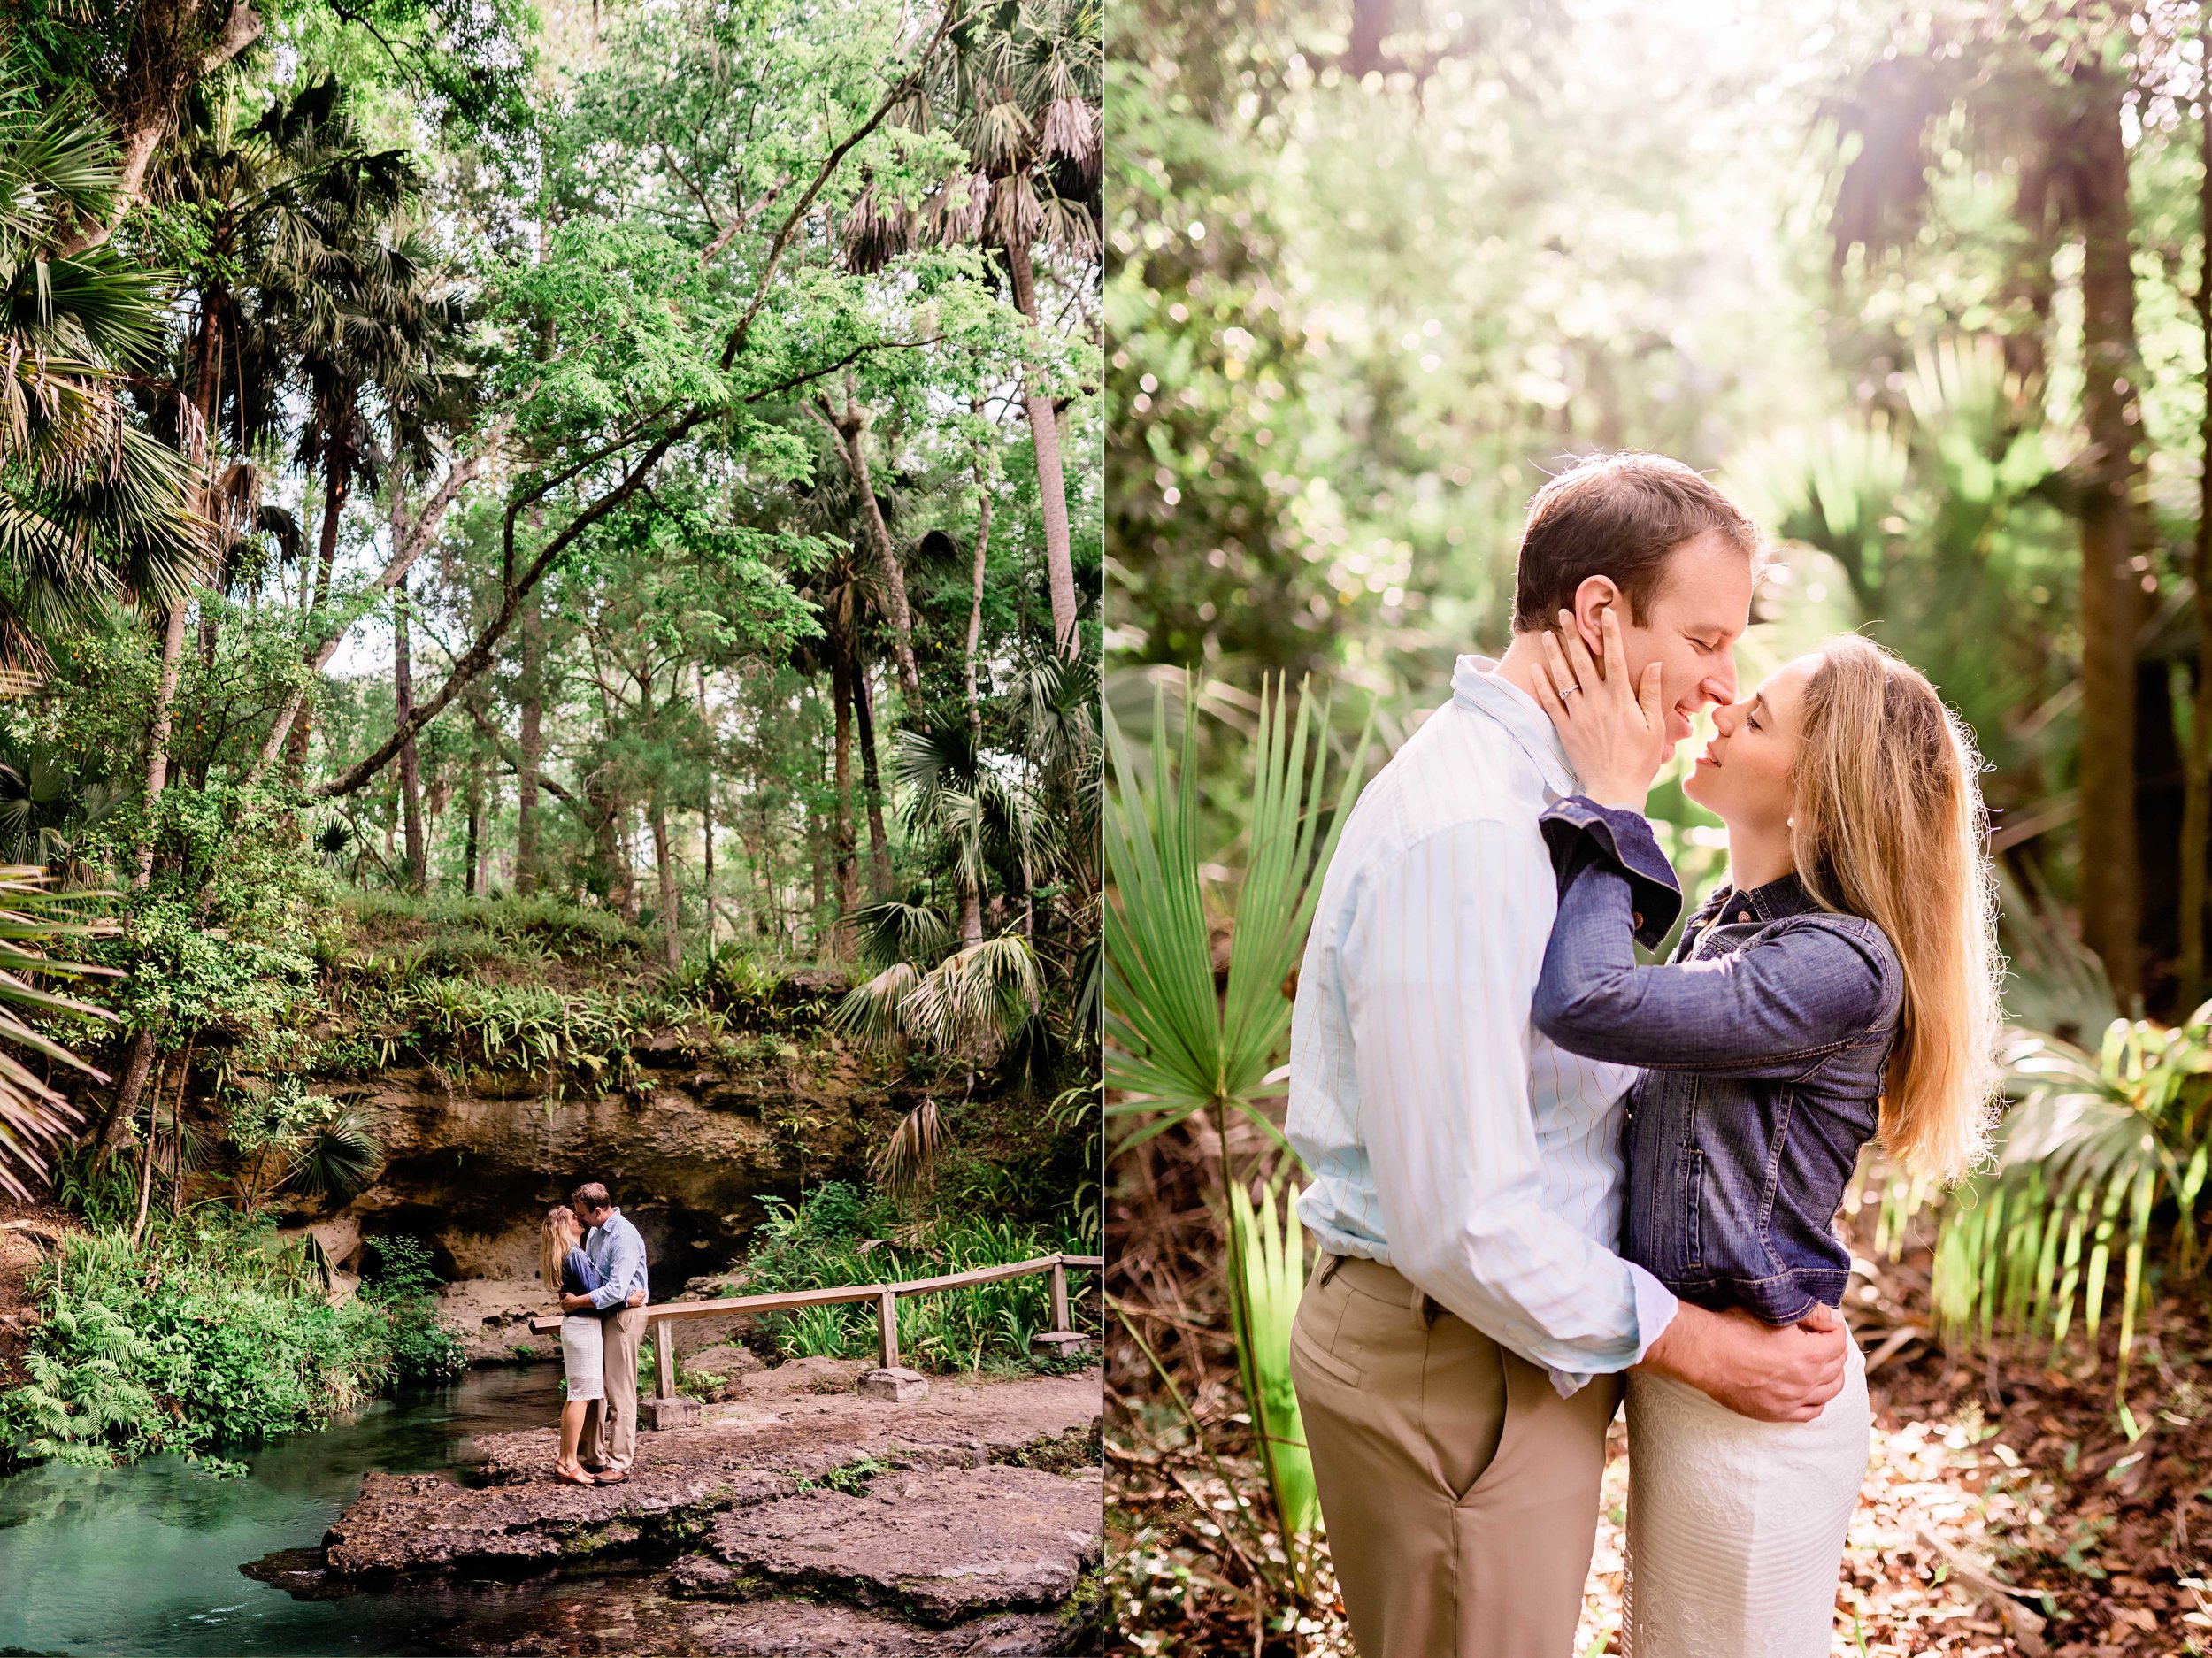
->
<box><xmin>97</xmin><ymin>1027</ymin><xmax>159</xmax><ymax>1157</ymax></box>
<box><xmin>516</xmin><ymin>593</ymin><xmax>544</xmax><ymax>895</ymax></box>
<box><xmin>133</xmin><ymin>315</ymin><xmax>219</xmax><ymax>887</ymax></box>
<box><xmin>650</xmin><ymin>798</ymin><xmax>682</xmax><ymax>973</ymax></box>
<box><xmin>695</xmin><ymin>667</ymin><xmax>721</xmax><ymax>946</ymax></box>
<box><xmin>1003</xmin><ymin>239</ymin><xmax>1079</xmax><ymax>658</ymax></box>
<box><xmin>191</xmin><ymin>305</ymin><xmax>223</xmax><ymax>676</ymax></box>
<box><xmin>2183</xmin><ymin>48</ymin><xmax>2212</xmax><ymax>1011</ymax></box>
<box><xmin>585</xmin><ymin>767</ymin><xmax>638</xmax><ymax>922</ymax></box>
<box><xmin>289</xmin><ymin>416</ymin><xmax>353</xmax><ymax>781</ymax></box>
<box><xmin>465</xmin><ymin>759</ymin><xmax>483</xmax><ymax>898</ymax></box>
<box><xmin>52</xmin><ymin>0</ymin><xmax>264</xmax><ymax>257</ymax></box>
<box><xmin>247</xmin><ymin>449</ymin><xmax>485</xmax><ymax>788</ymax></box>
<box><xmin>830</xmin><ymin>645</ymin><xmax>860</xmax><ymax>959</ymax></box>
<box><xmin>2067</xmin><ymin>58</ymin><xmax>2147</xmax><ymax>1006</ymax></box>
<box><xmin>134</xmin><ymin>600</ymin><xmax>191</xmax><ymax>890</ymax></box>
<box><xmin>957</xmin><ymin>453</ymin><xmax>995</xmax><ymax>950</ymax></box>
<box><xmin>395</xmin><ymin>572</ymin><xmax>426</xmax><ymax>891</ymax></box>
<box><xmin>817</xmin><ymin>392</ymin><xmax>922</xmax><ymax>699</ymax></box>
<box><xmin>853</xmin><ymin>663</ymin><xmax>892</xmax><ymax>897</ymax></box>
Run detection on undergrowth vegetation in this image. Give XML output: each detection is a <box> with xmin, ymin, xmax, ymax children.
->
<box><xmin>0</xmin><ymin>1217</ymin><xmax>462</xmax><ymax>1474</ymax></box>
<box><xmin>293</xmin><ymin>896</ymin><xmax>850</xmax><ymax>1094</ymax></box>
<box><xmin>732</xmin><ymin>1182</ymin><xmax>1100</xmax><ymax>1374</ymax></box>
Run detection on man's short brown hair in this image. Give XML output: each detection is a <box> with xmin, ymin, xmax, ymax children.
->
<box><xmin>1511</xmin><ymin>452</ymin><xmax>1760</xmax><ymax>633</ymax></box>
<box><xmin>571</xmin><ymin>1181</ymin><xmax>611</xmax><ymax>1212</ymax></box>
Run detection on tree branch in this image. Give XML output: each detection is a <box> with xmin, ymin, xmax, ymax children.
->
<box><xmin>244</xmin><ymin>449</ymin><xmax>488</xmax><ymax>783</ymax></box>
<box><xmin>718</xmin><ymin>1</ymin><xmax>964</xmax><ymax>368</ymax></box>
<box><xmin>313</xmin><ymin>414</ymin><xmax>707</xmax><ymax>798</ymax></box>
<box><xmin>463</xmin><ymin>702</ymin><xmax>580</xmax><ymax>806</ymax></box>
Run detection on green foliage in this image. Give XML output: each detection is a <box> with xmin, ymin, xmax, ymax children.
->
<box><xmin>46</xmin><ymin>1141</ymin><xmax>140</xmax><ymax>1230</ymax></box>
<box><xmin>358</xmin><ymin>1234</ymin><xmax>466</xmax><ymax>1382</ymax></box>
<box><xmin>795</xmin><ymin>1454</ymin><xmax>894</xmax><ymax>1495</ymax></box>
<box><xmin>1911</xmin><ymin>1008</ymin><xmax>2212</xmax><ymax>1386</ymax></box>
<box><xmin>0</xmin><ymin>1212</ymin><xmax>464</xmax><ymax>1466</ymax></box>
<box><xmin>1225</xmin><ymin>1181</ymin><xmax>1320</xmax><ymax>1548</ymax></box>
<box><xmin>734</xmin><ymin>1182</ymin><xmax>1094</xmax><ymax>1373</ymax></box>
<box><xmin>1104</xmin><ymin>675</ymin><xmax>1366</xmax><ymax>1157</ymax></box>
<box><xmin>0</xmin><ymin>867</ymin><xmax>120</xmax><ymax>1201</ymax></box>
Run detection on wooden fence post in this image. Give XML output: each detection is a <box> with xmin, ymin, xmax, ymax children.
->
<box><xmin>653</xmin><ymin>1316</ymin><xmax>676</xmax><ymax>1401</ymax></box>
<box><xmin>1049</xmin><ymin>1257</ymin><xmax>1071</xmax><ymax>1332</ymax></box>
<box><xmin>876</xmin><ymin>1287</ymin><xmax>900</xmax><ymax>1370</ymax></box>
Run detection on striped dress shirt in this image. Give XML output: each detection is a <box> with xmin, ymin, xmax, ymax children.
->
<box><xmin>1288</xmin><ymin>656</ymin><xmax>1678</xmax><ymax>1394</ymax></box>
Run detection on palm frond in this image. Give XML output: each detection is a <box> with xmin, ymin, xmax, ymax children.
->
<box><xmin>873</xmin><ymin>1097</ymin><xmax>945</xmax><ymax>1202</ymax></box>
<box><xmin>1103</xmin><ymin>674</ymin><xmax>1370</xmax><ymax>1158</ymax></box>
<box><xmin>1916</xmin><ymin>1009</ymin><xmax>2212</xmax><ymax>1386</ymax></box>
<box><xmin>287</xmin><ymin>1103</ymin><xmax>384</xmax><ymax>1200</ymax></box>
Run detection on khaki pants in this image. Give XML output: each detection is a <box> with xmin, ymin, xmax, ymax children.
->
<box><xmin>584</xmin><ymin>1304</ymin><xmax>645</xmax><ymax>1471</ymax></box>
<box><xmin>1289</xmin><ymin>1254</ymin><xmax>1620</xmax><ymax>1658</ymax></box>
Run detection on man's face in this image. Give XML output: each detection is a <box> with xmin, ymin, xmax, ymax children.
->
<box><xmin>578</xmin><ymin>1201</ymin><xmax>610</xmax><ymax>1228</ymax></box>
<box><xmin>1611</xmin><ymin>529</ymin><xmax>1754</xmax><ymax>747</ymax></box>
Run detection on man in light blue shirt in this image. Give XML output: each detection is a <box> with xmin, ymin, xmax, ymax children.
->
<box><xmin>1286</xmin><ymin>454</ymin><xmax>1850</xmax><ymax>1658</ymax></box>
<box><xmin>561</xmin><ymin>1182</ymin><xmax>650</xmax><ymax>1477</ymax></box>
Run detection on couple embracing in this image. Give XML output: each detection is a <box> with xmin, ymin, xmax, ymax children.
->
<box><xmin>537</xmin><ymin>1181</ymin><xmax>650</xmax><ymax>1488</ymax></box>
<box><xmin>1286</xmin><ymin>454</ymin><xmax>2003</xmax><ymax>1656</ymax></box>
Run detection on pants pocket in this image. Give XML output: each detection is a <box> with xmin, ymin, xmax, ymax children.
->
<box><xmin>1289</xmin><ymin>1318</ymin><xmax>1365</xmax><ymax>1390</ymax></box>
<box><xmin>1419</xmin><ymin>1314</ymin><xmax>1509</xmax><ymax>1502</ymax></box>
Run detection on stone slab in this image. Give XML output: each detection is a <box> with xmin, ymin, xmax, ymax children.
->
<box><xmin>698</xmin><ymin>1464</ymin><xmax>1103</xmax><ymax>1625</ymax></box>
<box><xmin>324</xmin><ymin>1366</ymin><xmax>1102</xmax><ymax>1577</ymax></box>
<box><xmin>641</xmin><ymin>1394</ymin><xmax>702</xmax><ymax>1432</ymax></box>
<box><xmin>859</xmin><ymin>1366</ymin><xmax>929</xmax><ymax>1402</ymax></box>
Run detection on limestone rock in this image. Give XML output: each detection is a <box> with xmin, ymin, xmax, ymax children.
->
<box><xmin>325</xmin><ymin>1367</ymin><xmax>1102</xmax><ymax>1577</ymax></box>
<box><xmin>859</xmin><ymin>1366</ymin><xmax>929</xmax><ymax>1402</ymax></box>
<box><xmin>699</xmin><ymin>1464</ymin><xmax>1103</xmax><ymax>1625</ymax></box>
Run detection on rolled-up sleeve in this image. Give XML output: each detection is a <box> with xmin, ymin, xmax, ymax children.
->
<box><xmin>1537</xmin><ymin>795</ymin><xmax>1684</xmax><ymax>949</ymax></box>
<box><xmin>1344</xmin><ymin>821</ymin><xmax>1676</xmax><ymax>1382</ymax></box>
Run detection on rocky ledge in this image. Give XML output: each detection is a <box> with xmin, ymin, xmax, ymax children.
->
<box><xmin>676</xmin><ymin>1463</ymin><xmax>1102</xmax><ymax>1623</ymax></box>
<box><xmin>315</xmin><ymin>1359</ymin><xmax>1104</xmax><ymax>1655</ymax></box>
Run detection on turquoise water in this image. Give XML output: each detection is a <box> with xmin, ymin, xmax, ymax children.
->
<box><xmin>0</xmin><ymin>1365</ymin><xmax>626</xmax><ymax>1656</ymax></box>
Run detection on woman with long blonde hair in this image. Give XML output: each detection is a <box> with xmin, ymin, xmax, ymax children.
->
<box><xmin>541</xmin><ymin>1205</ymin><xmax>604</xmax><ymax>1486</ymax></box>
<box><xmin>1529</xmin><ymin>618</ymin><xmax>2001</xmax><ymax>1656</ymax></box>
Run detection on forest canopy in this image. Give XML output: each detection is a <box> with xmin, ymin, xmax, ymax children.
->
<box><xmin>0</xmin><ymin>0</ymin><xmax>1102</xmax><ymax>1195</ymax></box>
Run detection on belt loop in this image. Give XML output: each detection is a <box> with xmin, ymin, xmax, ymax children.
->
<box><xmin>1420</xmin><ymin>1293</ymin><xmax>1444</xmax><ymax>1328</ymax></box>
<box><xmin>1315</xmin><ymin>1254</ymin><xmax>1345</xmax><ymax>1291</ymax></box>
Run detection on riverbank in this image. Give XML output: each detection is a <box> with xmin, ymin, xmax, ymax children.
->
<box><xmin>0</xmin><ymin>1355</ymin><xmax>1105</xmax><ymax>1655</ymax></box>
<box><xmin>316</xmin><ymin>1356</ymin><xmax>1105</xmax><ymax>1654</ymax></box>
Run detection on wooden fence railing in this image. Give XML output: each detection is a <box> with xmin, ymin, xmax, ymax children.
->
<box><xmin>530</xmin><ymin>1251</ymin><xmax>1104</xmax><ymax>1408</ymax></box>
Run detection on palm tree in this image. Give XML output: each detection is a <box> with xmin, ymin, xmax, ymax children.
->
<box><xmin>853</xmin><ymin>0</ymin><xmax>1102</xmax><ymax>660</ymax></box>
<box><xmin>895</xmin><ymin>710</ymin><xmax>1041</xmax><ymax>949</ymax></box>
<box><xmin>283</xmin><ymin>218</ymin><xmax>461</xmax><ymax>778</ymax></box>
<box><xmin>0</xmin><ymin>868</ymin><xmax>122</xmax><ymax>1203</ymax></box>
<box><xmin>0</xmin><ymin>89</ymin><xmax>201</xmax><ymax>672</ymax></box>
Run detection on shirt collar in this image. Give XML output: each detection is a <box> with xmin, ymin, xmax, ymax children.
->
<box><xmin>1450</xmin><ymin>654</ymin><xmax>1578</xmax><ymax>799</ymax></box>
<box><xmin>1709</xmin><ymin>870</ymin><xmax>1820</xmax><ymax>925</ymax></box>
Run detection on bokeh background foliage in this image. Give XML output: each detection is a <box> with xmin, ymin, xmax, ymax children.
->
<box><xmin>1106</xmin><ymin>1</ymin><xmax>2212</xmax><ymax>1652</ymax></box>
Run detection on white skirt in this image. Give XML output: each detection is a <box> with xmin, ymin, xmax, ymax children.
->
<box><xmin>1623</xmin><ymin>1328</ymin><xmax>1869</xmax><ymax>1658</ymax></box>
<box><xmin>560</xmin><ymin>1313</ymin><xmax>605</xmax><ymax>1401</ymax></box>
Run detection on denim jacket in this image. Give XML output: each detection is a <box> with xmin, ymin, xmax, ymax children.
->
<box><xmin>1531</xmin><ymin>797</ymin><xmax>1903</xmax><ymax>1324</ymax></box>
<box><xmin>561</xmin><ymin>1247</ymin><xmax>603</xmax><ymax>1301</ymax></box>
